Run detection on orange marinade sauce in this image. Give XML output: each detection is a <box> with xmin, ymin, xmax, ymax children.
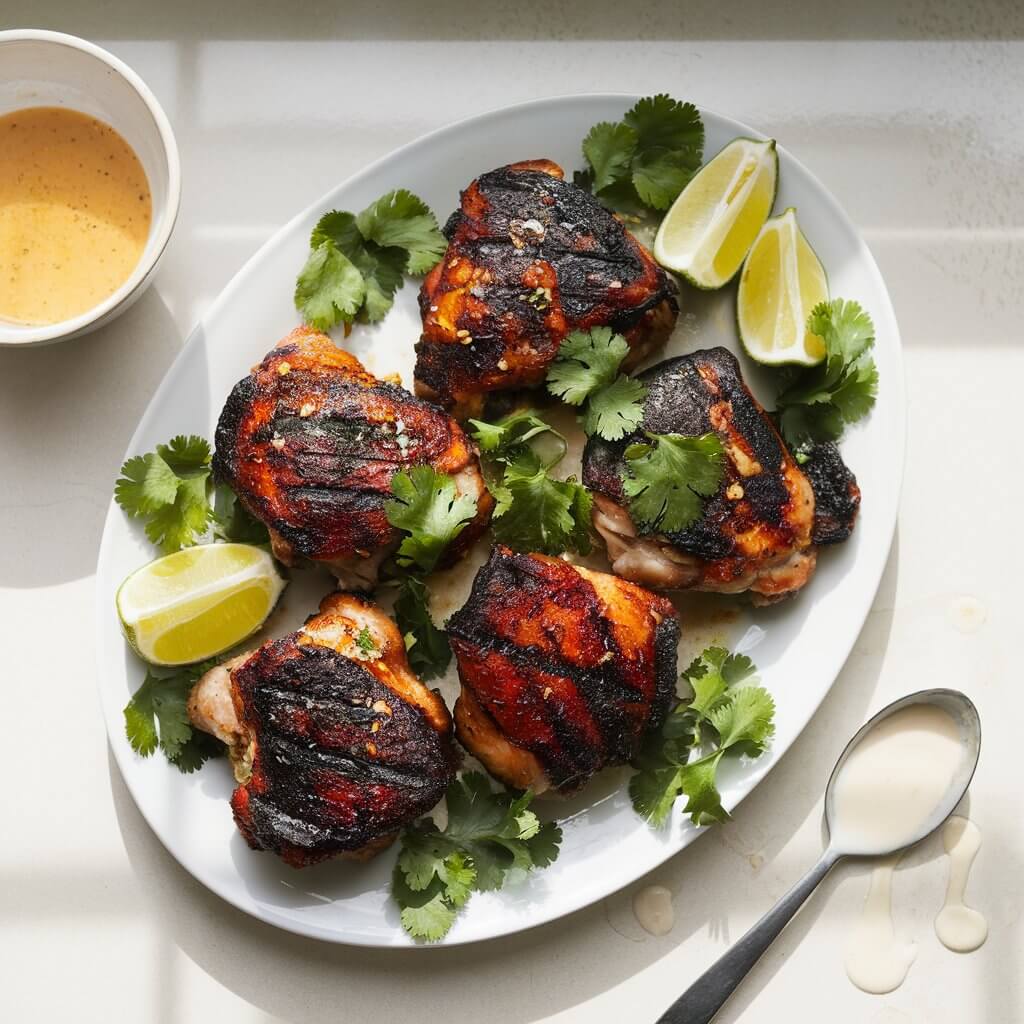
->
<box><xmin>0</xmin><ymin>106</ymin><xmax>152</xmax><ymax>325</ymax></box>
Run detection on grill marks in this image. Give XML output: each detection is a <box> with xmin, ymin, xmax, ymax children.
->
<box><xmin>448</xmin><ymin>547</ymin><xmax>679</xmax><ymax>792</ymax></box>
<box><xmin>230</xmin><ymin>633</ymin><xmax>457</xmax><ymax>867</ymax></box>
<box><xmin>583</xmin><ymin>348</ymin><xmax>817</xmax><ymax>571</ymax></box>
<box><xmin>414</xmin><ymin>160</ymin><xmax>678</xmax><ymax>413</ymax></box>
<box><xmin>213</xmin><ymin>326</ymin><xmax>491</xmax><ymax>566</ymax></box>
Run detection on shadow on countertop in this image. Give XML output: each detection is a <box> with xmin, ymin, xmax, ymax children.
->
<box><xmin>0</xmin><ymin>287</ymin><xmax>181</xmax><ymax>588</ymax></box>
<box><xmin>108</xmin><ymin>535</ymin><xmax>900</xmax><ymax>1024</ymax></box>
<box><xmin>4</xmin><ymin>0</ymin><xmax>1023</xmax><ymax>41</ymax></box>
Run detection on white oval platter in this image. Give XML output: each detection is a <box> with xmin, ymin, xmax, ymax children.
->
<box><xmin>95</xmin><ymin>94</ymin><xmax>905</xmax><ymax>946</ymax></box>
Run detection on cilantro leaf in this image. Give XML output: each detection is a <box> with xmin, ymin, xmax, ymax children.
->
<box><xmin>294</xmin><ymin>241</ymin><xmax>366</xmax><ymax>332</ymax></box>
<box><xmin>211</xmin><ymin>484</ymin><xmax>270</xmax><ymax>545</ymax></box>
<box><xmin>115</xmin><ymin>437</ymin><xmax>223</xmax><ymax>554</ymax></box>
<box><xmin>676</xmin><ymin>752</ymin><xmax>731</xmax><ymax>826</ymax></box>
<box><xmin>311</xmin><ymin>210</ymin><xmax>363</xmax><ymax>253</ymax></box>
<box><xmin>579</xmin><ymin>94</ymin><xmax>704</xmax><ymax>215</ymax></box>
<box><xmin>392</xmin><ymin>574</ymin><xmax>451</xmax><ymax>680</ymax></box>
<box><xmin>583</xmin><ymin>374</ymin><xmax>647</xmax><ymax>441</ymax></box>
<box><xmin>632</xmin><ymin>149</ymin><xmax>698</xmax><ymax>211</ymax></box>
<box><xmin>581</xmin><ymin>121</ymin><xmax>638</xmax><ymax>193</ymax></box>
<box><xmin>469</xmin><ymin>409</ymin><xmax>566</xmax><ymax>463</ymax></box>
<box><xmin>296</xmin><ymin>190</ymin><xmax>445</xmax><ymax>330</ymax></box>
<box><xmin>546</xmin><ymin>326</ymin><xmax>630</xmax><ymax>405</ymax></box>
<box><xmin>622</xmin><ymin>432</ymin><xmax>724</xmax><ymax>534</ymax></box>
<box><xmin>470</xmin><ymin>410</ymin><xmax>591</xmax><ymax>556</ymax></box>
<box><xmin>630</xmin><ymin>646</ymin><xmax>774</xmax><ymax>827</ymax></box>
<box><xmin>776</xmin><ymin>299</ymin><xmax>878</xmax><ymax>448</ymax></box>
<box><xmin>355</xmin><ymin>189</ymin><xmax>446</xmax><ymax>275</ymax></box>
<box><xmin>386</xmin><ymin>465</ymin><xmax>478</xmax><ymax>575</ymax></box>
<box><xmin>491</xmin><ymin>450</ymin><xmax>592</xmax><ymax>556</ymax></box>
<box><xmin>392</xmin><ymin>773</ymin><xmax>562</xmax><ymax>941</ymax></box>
<box><xmin>311</xmin><ymin>209</ymin><xmax>407</xmax><ymax>323</ymax></box>
<box><xmin>623</xmin><ymin>95</ymin><xmax>704</xmax><ymax>158</ymax></box>
<box><xmin>114</xmin><ymin>453</ymin><xmax>180</xmax><ymax>515</ymax></box>
<box><xmin>123</xmin><ymin>661</ymin><xmax>225</xmax><ymax>774</ymax></box>
<box><xmin>156</xmin><ymin>435</ymin><xmax>212</xmax><ymax>475</ymax></box>
<box><xmin>545</xmin><ymin>327</ymin><xmax>648</xmax><ymax>442</ymax></box>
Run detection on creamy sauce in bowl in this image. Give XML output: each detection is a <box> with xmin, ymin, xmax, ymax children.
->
<box><xmin>0</xmin><ymin>106</ymin><xmax>151</xmax><ymax>325</ymax></box>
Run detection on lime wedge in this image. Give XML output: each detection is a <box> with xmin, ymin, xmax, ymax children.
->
<box><xmin>653</xmin><ymin>137</ymin><xmax>778</xmax><ymax>289</ymax></box>
<box><xmin>737</xmin><ymin>207</ymin><xmax>829</xmax><ymax>366</ymax></box>
<box><xmin>116</xmin><ymin>543</ymin><xmax>286</xmax><ymax>665</ymax></box>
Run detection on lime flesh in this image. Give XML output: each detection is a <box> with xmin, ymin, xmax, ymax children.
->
<box><xmin>737</xmin><ymin>207</ymin><xmax>829</xmax><ymax>366</ymax></box>
<box><xmin>653</xmin><ymin>137</ymin><xmax>778</xmax><ymax>290</ymax></box>
<box><xmin>116</xmin><ymin>543</ymin><xmax>286</xmax><ymax>666</ymax></box>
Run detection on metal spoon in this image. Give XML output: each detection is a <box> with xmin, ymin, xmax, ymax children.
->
<box><xmin>655</xmin><ymin>688</ymin><xmax>981</xmax><ymax>1024</ymax></box>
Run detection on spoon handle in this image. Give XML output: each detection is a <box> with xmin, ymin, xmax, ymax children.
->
<box><xmin>656</xmin><ymin>850</ymin><xmax>840</xmax><ymax>1024</ymax></box>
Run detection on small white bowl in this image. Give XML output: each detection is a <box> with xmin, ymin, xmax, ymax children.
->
<box><xmin>0</xmin><ymin>30</ymin><xmax>181</xmax><ymax>347</ymax></box>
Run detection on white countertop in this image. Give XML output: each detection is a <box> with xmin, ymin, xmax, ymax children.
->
<box><xmin>2</xmin><ymin>3</ymin><xmax>1022</xmax><ymax>1022</ymax></box>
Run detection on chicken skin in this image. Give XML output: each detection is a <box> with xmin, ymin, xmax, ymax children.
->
<box><xmin>583</xmin><ymin>347</ymin><xmax>859</xmax><ymax>603</ymax></box>
<box><xmin>213</xmin><ymin>327</ymin><xmax>493</xmax><ymax>589</ymax></box>
<box><xmin>446</xmin><ymin>546</ymin><xmax>680</xmax><ymax>795</ymax></box>
<box><xmin>414</xmin><ymin>160</ymin><xmax>678</xmax><ymax>417</ymax></box>
<box><xmin>188</xmin><ymin>593</ymin><xmax>458</xmax><ymax>867</ymax></box>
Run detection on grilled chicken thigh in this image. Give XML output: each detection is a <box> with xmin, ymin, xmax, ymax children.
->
<box><xmin>583</xmin><ymin>347</ymin><xmax>859</xmax><ymax>603</ymax></box>
<box><xmin>213</xmin><ymin>326</ymin><xmax>493</xmax><ymax>589</ymax></box>
<box><xmin>446</xmin><ymin>546</ymin><xmax>679</xmax><ymax>795</ymax></box>
<box><xmin>414</xmin><ymin>160</ymin><xmax>678</xmax><ymax>417</ymax></box>
<box><xmin>188</xmin><ymin>593</ymin><xmax>458</xmax><ymax>867</ymax></box>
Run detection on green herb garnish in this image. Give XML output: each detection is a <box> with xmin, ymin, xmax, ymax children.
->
<box><xmin>776</xmin><ymin>299</ymin><xmax>879</xmax><ymax>451</ymax></box>
<box><xmin>392</xmin><ymin>773</ymin><xmax>562</xmax><ymax>941</ymax></box>
<box><xmin>295</xmin><ymin>190</ymin><xmax>446</xmax><ymax>331</ymax></box>
<box><xmin>576</xmin><ymin>94</ymin><xmax>704</xmax><ymax>216</ymax></box>
<box><xmin>546</xmin><ymin>326</ymin><xmax>648</xmax><ymax>441</ymax></box>
<box><xmin>622</xmin><ymin>432</ymin><xmax>724</xmax><ymax>534</ymax></box>
<box><xmin>630</xmin><ymin>647</ymin><xmax>775</xmax><ymax>826</ymax></box>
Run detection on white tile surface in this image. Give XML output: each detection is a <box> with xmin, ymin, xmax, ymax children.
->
<box><xmin>1</xmin><ymin>3</ymin><xmax>1022</xmax><ymax>1022</ymax></box>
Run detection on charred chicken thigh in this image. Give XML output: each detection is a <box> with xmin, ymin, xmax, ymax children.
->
<box><xmin>188</xmin><ymin>593</ymin><xmax>459</xmax><ymax>867</ymax></box>
<box><xmin>446</xmin><ymin>546</ymin><xmax>680</xmax><ymax>795</ymax></box>
<box><xmin>414</xmin><ymin>160</ymin><xmax>678</xmax><ymax>417</ymax></box>
<box><xmin>213</xmin><ymin>326</ymin><xmax>493</xmax><ymax>589</ymax></box>
<box><xmin>583</xmin><ymin>347</ymin><xmax>859</xmax><ymax>603</ymax></box>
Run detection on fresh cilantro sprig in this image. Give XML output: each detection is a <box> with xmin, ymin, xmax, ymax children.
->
<box><xmin>546</xmin><ymin>327</ymin><xmax>648</xmax><ymax>441</ymax></box>
<box><xmin>469</xmin><ymin>410</ymin><xmax>592</xmax><ymax>556</ymax></box>
<box><xmin>295</xmin><ymin>190</ymin><xmax>446</xmax><ymax>331</ymax></box>
<box><xmin>630</xmin><ymin>647</ymin><xmax>775</xmax><ymax>827</ymax></box>
<box><xmin>775</xmin><ymin>299</ymin><xmax>879</xmax><ymax>452</ymax></box>
<box><xmin>392</xmin><ymin>574</ymin><xmax>453</xmax><ymax>680</ymax></box>
<box><xmin>576</xmin><ymin>94</ymin><xmax>704</xmax><ymax>215</ymax></box>
<box><xmin>392</xmin><ymin>772</ymin><xmax>562</xmax><ymax>941</ymax></box>
<box><xmin>385</xmin><ymin>465</ymin><xmax>479</xmax><ymax>575</ymax></box>
<box><xmin>115</xmin><ymin>435</ymin><xmax>268</xmax><ymax>553</ymax></box>
<box><xmin>124</xmin><ymin>660</ymin><xmax>226</xmax><ymax>773</ymax></box>
<box><xmin>622</xmin><ymin>432</ymin><xmax>724</xmax><ymax>534</ymax></box>
<box><xmin>382</xmin><ymin>465</ymin><xmax>478</xmax><ymax>680</ymax></box>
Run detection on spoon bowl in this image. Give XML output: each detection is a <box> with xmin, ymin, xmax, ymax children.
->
<box><xmin>823</xmin><ymin>688</ymin><xmax>981</xmax><ymax>858</ymax></box>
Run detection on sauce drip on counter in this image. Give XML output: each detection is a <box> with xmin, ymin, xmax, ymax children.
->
<box><xmin>632</xmin><ymin>885</ymin><xmax>674</xmax><ymax>936</ymax></box>
<box><xmin>844</xmin><ymin>855</ymin><xmax>917</xmax><ymax>994</ymax></box>
<box><xmin>0</xmin><ymin>106</ymin><xmax>151</xmax><ymax>325</ymax></box>
<box><xmin>935</xmin><ymin>816</ymin><xmax>987</xmax><ymax>952</ymax></box>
